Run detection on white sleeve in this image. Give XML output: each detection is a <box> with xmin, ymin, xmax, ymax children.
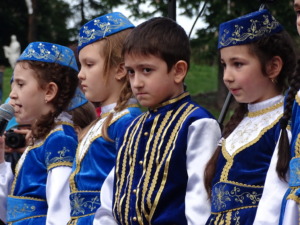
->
<box><xmin>46</xmin><ymin>166</ymin><xmax>72</xmax><ymax>225</ymax></box>
<box><xmin>0</xmin><ymin>162</ymin><xmax>13</xmax><ymax>223</ymax></box>
<box><xmin>93</xmin><ymin>167</ymin><xmax>118</xmax><ymax>225</ymax></box>
<box><xmin>281</xmin><ymin>199</ymin><xmax>299</xmax><ymax>225</ymax></box>
<box><xmin>253</xmin><ymin>129</ymin><xmax>290</xmax><ymax>225</ymax></box>
<box><xmin>185</xmin><ymin>118</ymin><xmax>221</xmax><ymax>225</ymax></box>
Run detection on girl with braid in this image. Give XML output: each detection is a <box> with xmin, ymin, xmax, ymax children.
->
<box><xmin>0</xmin><ymin>42</ymin><xmax>79</xmax><ymax>224</ymax></box>
<box><xmin>204</xmin><ymin>9</ymin><xmax>296</xmax><ymax>225</ymax></box>
<box><xmin>67</xmin><ymin>12</ymin><xmax>141</xmax><ymax>224</ymax></box>
<box><xmin>279</xmin><ymin>1</ymin><xmax>300</xmax><ymax>224</ymax></box>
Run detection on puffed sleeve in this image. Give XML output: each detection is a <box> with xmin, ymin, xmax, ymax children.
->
<box><xmin>253</xmin><ymin>129</ymin><xmax>290</xmax><ymax>225</ymax></box>
<box><xmin>185</xmin><ymin>118</ymin><xmax>221</xmax><ymax>225</ymax></box>
<box><xmin>0</xmin><ymin>162</ymin><xmax>14</xmax><ymax>222</ymax></box>
<box><xmin>46</xmin><ymin>166</ymin><xmax>72</xmax><ymax>225</ymax></box>
<box><xmin>93</xmin><ymin>168</ymin><xmax>118</xmax><ymax>225</ymax></box>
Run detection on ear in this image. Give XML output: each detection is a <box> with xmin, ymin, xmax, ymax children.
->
<box><xmin>45</xmin><ymin>82</ymin><xmax>58</xmax><ymax>102</ymax></box>
<box><xmin>115</xmin><ymin>63</ymin><xmax>127</xmax><ymax>81</ymax></box>
<box><xmin>266</xmin><ymin>56</ymin><xmax>283</xmax><ymax>79</ymax></box>
<box><xmin>173</xmin><ymin>60</ymin><xmax>188</xmax><ymax>84</ymax></box>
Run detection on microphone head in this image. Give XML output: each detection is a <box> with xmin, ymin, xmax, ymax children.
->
<box><xmin>0</xmin><ymin>104</ymin><xmax>15</xmax><ymax>121</ymax></box>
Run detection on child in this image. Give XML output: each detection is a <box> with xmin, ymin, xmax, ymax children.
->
<box><xmin>278</xmin><ymin>1</ymin><xmax>300</xmax><ymax>224</ymax></box>
<box><xmin>67</xmin><ymin>12</ymin><xmax>141</xmax><ymax>224</ymax></box>
<box><xmin>0</xmin><ymin>42</ymin><xmax>79</xmax><ymax>224</ymax></box>
<box><xmin>204</xmin><ymin>9</ymin><xmax>296</xmax><ymax>225</ymax></box>
<box><xmin>94</xmin><ymin>17</ymin><xmax>222</xmax><ymax>225</ymax></box>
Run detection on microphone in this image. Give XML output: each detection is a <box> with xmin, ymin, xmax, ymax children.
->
<box><xmin>0</xmin><ymin>104</ymin><xmax>15</xmax><ymax>136</ymax></box>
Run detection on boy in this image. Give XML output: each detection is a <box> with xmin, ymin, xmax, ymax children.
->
<box><xmin>94</xmin><ymin>17</ymin><xmax>221</xmax><ymax>225</ymax></box>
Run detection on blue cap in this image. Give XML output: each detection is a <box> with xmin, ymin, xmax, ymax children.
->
<box><xmin>78</xmin><ymin>12</ymin><xmax>135</xmax><ymax>52</ymax></box>
<box><xmin>67</xmin><ymin>87</ymin><xmax>88</xmax><ymax>111</ymax></box>
<box><xmin>18</xmin><ymin>42</ymin><xmax>78</xmax><ymax>71</ymax></box>
<box><xmin>218</xmin><ymin>9</ymin><xmax>283</xmax><ymax>49</ymax></box>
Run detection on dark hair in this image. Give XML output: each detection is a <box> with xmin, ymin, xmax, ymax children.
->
<box><xmin>277</xmin><ymin>58</ymin><xmax>300</xmax><ymax>180</ymax></box>
<box><xmin>18</xmin><ymin>61</ymin><xmax>78</xmax><ymax>140</ymax></box>
<box><xmin>68</xmin><ymin>101</ymin><xmax>97</xmax><ymax>137</ymax></box>
<box><xmin>122</xmin><ymin>17</ymin><xmax>191</xmax><ymax>72</ymax></box>
<box><xmin>204</xmin><ymin>30</ymin><xmax>297</xmax><ymax>196</ymax></box>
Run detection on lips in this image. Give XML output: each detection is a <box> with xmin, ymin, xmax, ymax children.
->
<box><xmin>230</xmin><ymin>88</ymin><xmax>240</xmax><ymax>95</ymax></box>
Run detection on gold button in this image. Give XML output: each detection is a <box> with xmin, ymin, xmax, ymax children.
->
<box><xmin>153</xmin><ymin>109</ymin><xmax>158</xmax><ymax>112</ymax></box>
<box><xmin>139</xmin><ymin>160</ymin><xmax>143</xmax><ymax>165</ymax></box>
<box><xmin>144</xmin><ymin>132</ymin><xmax>149</xmax><ymax>136</ymax></box>
<box><xmin>133</xmin><ymin>189</ymin><xmax>137</xmax><ymax>193</ymax></box>
<box><xmin>133</xmin><ymin>217</ymin><xmax>137</xmax><ymax>221</ymax></box>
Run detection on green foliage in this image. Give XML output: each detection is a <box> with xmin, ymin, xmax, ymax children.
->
<box><xmin>185</xmin><ymin>64</ymin><xmax>217</xmax><ymax>95</ymax></box>
<box><xmin>2</xmin><ymin>67</ymin><xmax>13</xmax><ymax>103</ymax></box>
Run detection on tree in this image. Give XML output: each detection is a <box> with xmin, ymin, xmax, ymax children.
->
<box><xmin>0</xmin><ymin>0</ymin><xmax>74</xmax><ymax>66</ymax></box>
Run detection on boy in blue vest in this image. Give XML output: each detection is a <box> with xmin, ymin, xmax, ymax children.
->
<box><xmin>94</xmin><ymin>17</ymin><xmax>221</xmax><ymax>225</ymax></box>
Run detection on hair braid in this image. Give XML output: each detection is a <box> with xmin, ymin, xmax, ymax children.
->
<box><xmin>277</xmin><ymin>59</ymin><xmax>300</xmax><ymax>179</ymax></box>
<box><xmin>204</xmin><ymin>102</ymin><xmax>248</xmax><ymax>197</ymax></box>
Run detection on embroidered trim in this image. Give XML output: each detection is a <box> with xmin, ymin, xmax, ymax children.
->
<box><xmin>296</xmin><ymin>93</ymin><xmax>300</xmax><ymax>106</ymax></box>
<box><xmin>247</xmin><ymin>101</ymin><xmax>283</xmax><ymax>118</ymax></box>
<box><xmin>221</xmin><ymin>114</ymin><xmax>282</xmax><ymax>182</ymax></box>
<box><xmin>150</xmin><ymin>92</ymin><xmax>189</xmax><ymax>110</ymax></box>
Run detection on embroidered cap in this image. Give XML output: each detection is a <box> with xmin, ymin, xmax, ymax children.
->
<box><xmin>18</xmin><ymin>42</ymin><xmax>78</xmax><ymax>71</ymax></box>
<box><xmin>68</xmin><ymin>87</ymin><xmax>88</xmax><ymax>111</ymax></box>
<box><xmin>218</xmin><ymin>9</ymin><xmax>283</xmax><ymax>49</ymax></box>
<box><xmin>78</xmin><ymin>12</ymin><xmax>134</xmax><ymax>52</ymax></box>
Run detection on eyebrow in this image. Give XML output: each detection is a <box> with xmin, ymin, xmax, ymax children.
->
<box><xmin>294</xmin><ymin>3</ymin><xmax>300</xmax><ymax>9</ymax></box>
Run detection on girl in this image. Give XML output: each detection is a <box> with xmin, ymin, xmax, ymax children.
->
<box><xmin>278</xmin><ymin>1</ymin><xmax>300</xmax><ymax>224</ymax></box>
<box><xmin>204</xmin><ymin>9</ymin><xmax>296</xmax><ymax>225</ymax></box>
<box><xmin>0</xmin><ymin>42</ymin><xmax>79</xmax><ymax>224</ymax></box>
<box><xmin>67</xmin><ymin>12</ymin><xmax>141</xmax><ymax>224</ymax></box>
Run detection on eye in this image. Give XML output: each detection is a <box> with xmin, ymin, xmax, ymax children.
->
<box><xmin>127</xmin><ymin>69</ymin><xmax>135</xmax><ymax>76</ymax></box>
<box><xmin>233</xmin><ymin>62</ymin><xmax>243</xmax><ymax>68</ymax></box>
<box><xmin>17</xmin><ymin>82</ymin><xmax>24</xmax><ymax>88</ymax></box>
<box><xmin>143</xmin><ymin>68</ymin><xmax>152</xmax><ymax>73</ymax></box>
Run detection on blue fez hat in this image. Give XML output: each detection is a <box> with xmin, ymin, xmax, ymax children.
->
<box><xmin>78</xmin><ymin>12</ymin><xmax>135</xmax><ymax>52</ymax></box>
<box><xmin>218</xmin><ymin>9</ymin><xmax>283</xmax><ymax>49</ymax></box>
<box><xmin>68</xmin><ymin>87</ymin><xmax>88</xmax><ymax>111</ymax></box>
<box><xmin>18</xmin><ymin>42</ymin><xmax>78</xmax><ymax>71</ymax></box>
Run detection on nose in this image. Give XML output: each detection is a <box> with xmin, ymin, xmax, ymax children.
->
<box><xmin>131</xmin><ymin>74</ymin><xmax>143</xmax><ymax>89</ymax></box>
<box><xmin>78</xmin><ymin>69</ymin><xmax>85</xmax><ymax>80</ymax></box>
<box><xmin>223</xmin><ymin>67</ymin><xmax>233</xmax><ymax>84</ymax></box>
<box><xmin>9</xmin><ymin>85</ymin><xmax>16</xmax><ymax>100</ymax></box>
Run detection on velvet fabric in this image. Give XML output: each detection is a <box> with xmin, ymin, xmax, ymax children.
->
<box><xmin>68</xmin><ymin>103</ymin><xmax>141</xmax><ymax>225</ymax></box>
<box><xmin>113</xmin><ymin>92</ymin><xmax>217</xmax><ymax>225</ymax></box>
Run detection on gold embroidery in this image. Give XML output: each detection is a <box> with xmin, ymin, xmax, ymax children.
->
<box><xmin>296</xmin><ymin>93</ymin><xmax>300</xmax><ymax>106</ymax></box>
<box><xmin>247</xmin><ymin>101</ymin><xmax>283</xmax><ymax>118</ymax></box>
<box><xmin>70</xmin><ymin>193</ymin><xmax>100</xmax><ymax>216</ymax></box>
<box><xmin>69</xmin><ymin>110</ymin><xmax>131</xmax><ymax>192</ymax></box>
<box><xmin>149</xmin><ymin>92</ymin><xmax>189</xmax><ymax>111</ymax></box>
<box><xmin>221</xmin><ymin>114</ymin><xmax>282</xmax><ymax>182</ymax></box>
<box><xmin>219</xmin><ymin>15</ymin><xmax>281</xmax><ymax>48</ymax></box>
<box><xmin>149</xmin><ymin>104</ymin><xmax>196</xmax><ymax>220</ymax></box>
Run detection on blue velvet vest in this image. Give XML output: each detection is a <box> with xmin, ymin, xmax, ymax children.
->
<box><xmin>68</xmin><ymin>104</ymin><xmax>141</xmax><ymax>225</ymax></box>
<box><xmin>7</xmin><ymin>122</ymin><xmax>77</xmax><ymax>225</ymax></box>
<box><xmin>206</xmin><ymin>97</ymin><xmax>283</xmax><ymax>225</ymax></box>
<box><xmin>112</xmin><ymin>92</ymin><xmax>216</xmax><ymax>225</ymax></box>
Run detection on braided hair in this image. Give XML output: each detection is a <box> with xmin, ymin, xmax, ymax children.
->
<box><xmin>277</xmin><ymin>58</ymin><xmax>300</xmax><ymax>180</ymax></box>
<box><xmin>204</xmin><ymin>30</ymin><xmax>297</xmax><ymax>196</ymax></box>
